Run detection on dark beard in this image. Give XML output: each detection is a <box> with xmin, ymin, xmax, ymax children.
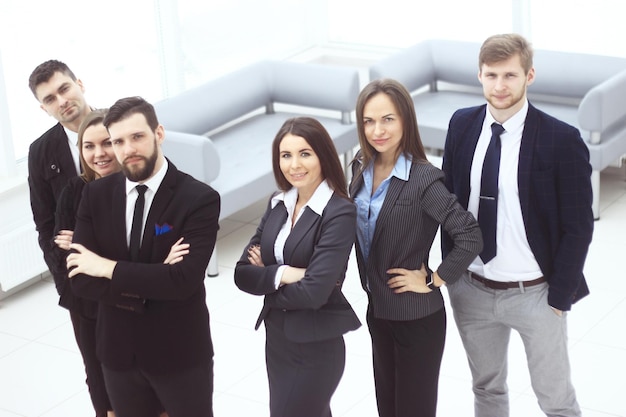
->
<box><xmin>122</xmin><ymin>143</ymin><xmax>158</xmax><ymax>182</ymax></box>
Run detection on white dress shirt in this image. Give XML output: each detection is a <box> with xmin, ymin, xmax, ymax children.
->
<box><xmin>124</xmin><ymin>158</ymin><xmax>168</xmax><ymax>247</ymax></box>
<box><xmin>270</xmin><ymin>180</ymin><xmax>334</xmax><ymax>288</ymax></box>
<box><xmin>467</xmin><ymin>100</ymin><xmax>542</xmax><ymax>281</ymax></box>
<box><xmin>64</xmin><ymin>126</ymin><xmax>81</xmax><ymax>175</ymax></box>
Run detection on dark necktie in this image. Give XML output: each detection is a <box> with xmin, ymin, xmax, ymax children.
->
<box><xmin>129</xmin><ymin>184</ymin><xmax>148</xmax><ymax>261</ymax></box>
<box><xmin>478</xmin><ymin>123</ymin><xmax>505</xmax><ymax>263</ymax></box>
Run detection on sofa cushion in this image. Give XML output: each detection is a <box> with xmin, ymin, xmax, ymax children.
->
<box><xmin>208</xmin><ymin>111</ymin><xmax>356</xmax><ymax>219</ymax></box>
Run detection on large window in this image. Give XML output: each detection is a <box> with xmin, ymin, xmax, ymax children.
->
<box><xmin>0</xmin><ymin>0</ymin><xmax>160</xmax><ymax>161</ymax></box>
<box><xmin>0</xmin><ymin>0</ymin><xmax>322</xmax><ymax>163</ymax></box>
<box><xmin>327</xmin><ymin>0</ymin><xmax>512</xmax><ymax>48</ymax></box>
<box><xmin>1</xmin><ymin>0</ymin><xmax>625</xmax><ymax>165</ymax></box>
<box><xmin>528</xmin><ymin>0</ymin><xmax>626</xmax><ymax>56</ymax></box>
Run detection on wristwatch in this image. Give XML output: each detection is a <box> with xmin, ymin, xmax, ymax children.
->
<box><xmin>425</xmin><ymin>270</ymin><xmax>437</xmax><ymax>290</ymax></box>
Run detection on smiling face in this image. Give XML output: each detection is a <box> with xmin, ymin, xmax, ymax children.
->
<box><xmin>278</xmin><ymin>133</ymin><xmax>323</xmax><ymax>198</ymax></box>
<box><xmin>108</xmin><ymin>112</ymin><xmax>164</xmax><ymax>183</ymax></box>
<box><xmin>479</xmin><ymin>53</ymin><xmax>535</xmax><ymax>122</ymax></box>
<box><xmin>35</xmin><ymin>71</ymin><xmax>90</xmax><ymax>131</ymax></box>
<box><xmin>362</xmin><ymin>92</ymin><xmax>403</xmax><ymax>161</ymax></box>
<box><xmin>81</xmin><ymin>123</ymin><xmax>120</xmax><ymax>178</ymax></box>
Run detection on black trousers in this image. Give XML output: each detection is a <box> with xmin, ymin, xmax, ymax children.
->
<box><xmin>265</xmin><ymin>310</ymin><xmax>346</xmax><ymax>417</ymax></box>
<box><xmin>69</xmin><ymin>309</ymin><xmax>112</xmax><ymax>417</ymax></box>
<box><xmin>102</xmin><ymin>362</ymin><xmax>213</xmax><ymax>417</ymax></box>
<box><xmin>367</xmin><ymin>306</ymin><xmax>446</xmax><ymax>417</ymax></box>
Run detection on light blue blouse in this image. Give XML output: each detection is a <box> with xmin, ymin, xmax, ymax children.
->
<box><xmin>354</xmin><ymin>153</ymin><xmax>411</xmax><ymax>263</ymax></box>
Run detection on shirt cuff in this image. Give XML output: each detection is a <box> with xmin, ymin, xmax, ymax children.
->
<box><xmin>275</xmin><ymin>265</ymin><xmax>288</xmax><ymax>289</ymax></box>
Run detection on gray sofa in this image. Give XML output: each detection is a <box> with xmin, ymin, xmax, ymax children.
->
<box><xmin>154</xmin><ymin>60</ymin><xmax>361</xmax><ymax>275</ymax></box>
<box><xmin>370</xmin><ymin>39</ymin><xmax>626</xmax><ymax>219</ymax></box>
<box><xmin>155</xmin><ymin>59</ymin><xmax>360</xmax><ymax>221</ymax></box>
<box><xmin>161</xmin><ymin>130</ymin><xmax>220</xmax><ymax>185</ymax></box>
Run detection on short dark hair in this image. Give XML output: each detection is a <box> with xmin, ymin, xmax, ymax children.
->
<box><xmin>28</xmin><ymin>60</ymin><xmax>77</xmax><ymax>98</ymax></box>
<box><xmin>271</xmin><ymin>117</ymin><xmax>348</xmax><ymax>199</ymax></box>
<box><xmin>103</xmin><ymin>96</ymin><xmax>159</xmax><ymax>131</ymax></box>
<box><xmin>355</xmin><ymin>78</ymin><xmax>428</xmax><ymax>168</ymax></box>
<box><xmin>479</xmin><ymin>33</ymin><xmax>534</xmax><ymax>74</ymax></box>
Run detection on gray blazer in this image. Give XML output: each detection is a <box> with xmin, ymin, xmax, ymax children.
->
<box><xmin>350</xmin><ymin>157</ymin><xmax>482</xmax><ymax>321</ymax></box>
<box><xmin>235</xmin><ymin>192</ymin><xmax>361</xmax><ymax>343</ymax></box>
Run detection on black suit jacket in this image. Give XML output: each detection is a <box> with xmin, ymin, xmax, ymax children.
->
<box><xmin>235</xmin><ymin>192</ymin><xmax>361</xmax><ymax>343</ymax></box>
<box><xmin>350</xmin><ymin>158</ymin><xmax>482</xmax><ymax>321</ymax></box>
<box><xmin>442</xmin><ymin>103</ymin><xmax>594</xmax><ymax>311</ymax></box>
<box><xmin>28</xmin><ymin>123</ymin><xmax>79</xmax><ymax>295</ymax></box>
<box><xmin>71</xmin><ymin>160</ymin><xmax>220</xmax><ymax>374</ymax></box>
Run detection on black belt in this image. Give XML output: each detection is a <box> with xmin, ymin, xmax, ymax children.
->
<box><xmin>468</xmin><ymin>271</ymin><xmax>545</xmax><ymax>290</ymax></box>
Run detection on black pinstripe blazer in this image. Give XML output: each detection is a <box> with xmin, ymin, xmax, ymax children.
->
<box><xmin>350</xmin><ymin>156</ymin><xmax>482</xmax><ymax>321</ymax></box>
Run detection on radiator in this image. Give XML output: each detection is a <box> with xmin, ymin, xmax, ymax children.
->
<box><xmin>0</xmin><ymin>223</ymin><xmax>47</xmax><ymax>293</ymax></box>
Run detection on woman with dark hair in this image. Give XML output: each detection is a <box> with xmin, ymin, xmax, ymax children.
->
<box><xmin>235</xmin><ymin>116</ymin><xmax>361</xmax><ymax>417</ymax></box>
<box><xmin>350</xmin><ymin>79</ymin><xmax>482</xmax><ymax>417</ymax></box>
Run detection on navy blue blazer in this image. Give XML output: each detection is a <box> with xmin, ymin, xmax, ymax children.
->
<box><xmin>70</xmin><ymin>160</ymin><xmax>220</xmax><ymax>374</ymax></box>
<box><xmin>234</xmin><ymin>192</ymin><xmax>361</xmax><ymax>343</ymax></box>
<box><xmin>28</xmin><ymin>123</ymin><xmax>79</xmax><ymax>296</ymax></box>
<box><xmin>442</xmin><ymin>103</ymin><xmax>594</xmax><ymax>311</ymax></box>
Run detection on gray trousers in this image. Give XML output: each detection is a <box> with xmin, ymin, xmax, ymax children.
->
<box><xmin>447</xmin><ymin>272</ymin><xmax>581</xmax><ymax>417</ymax></box>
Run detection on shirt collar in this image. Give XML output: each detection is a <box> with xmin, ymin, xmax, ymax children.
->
<box><xmin>486</xmin><ymin>99</ymin><xmax>528</xmax><ymax>133</ymax></box>
<box><xmin>368</xmin><ymin>152</ymin><xmax>411</xmax><ymax>181</ymax></box>
<box><xmin>125</xmin><ymin>157</ymin><xmax>169</xmax><ymax>196</ymax></box>
<box><xmin>271</xmin><ymin>179</ymin><xmax>334</xmax><ymax>216</ymax></box>
<box><xmin>63</xmin><ymin>126</ymin><xmax>78</xmax><ymax>145</ymax></box>
<box><xmin>391</xmin><ymin>152</ymin><xmax>411</xmax><ymax>182</ymax></box>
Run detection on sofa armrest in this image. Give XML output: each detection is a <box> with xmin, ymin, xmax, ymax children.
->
<box><xmin>369</xmin><ymin>41</ymin><xmax>435</xmax><ymax>92</ymax></box>
<box><xmin>162</xmin><ymin>130</ymin><xmax>220</xmax><ymax>184</ymax></box>
<box><xmin>578</xmin><ymin>69</ymin><xmax>626</xmax><ymax>143</ymax></box>
<box><xmin>268</xmin><ymin>61</ymin><xmax>360</xmax><ymax>115</ymax></box>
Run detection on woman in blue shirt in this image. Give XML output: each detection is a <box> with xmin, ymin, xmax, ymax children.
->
<box><xmin>350</xmin><ymin>79</ymin><xmax>482</xmax><ymax>417</ymax></box>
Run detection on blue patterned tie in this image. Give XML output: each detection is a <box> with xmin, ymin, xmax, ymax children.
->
<box><xmin>130</xmin><ymin>185</ymin><xmax>148</xmax><ymax>261</ymax></box>
<box><xmin>478</xmin><ymin>123</ymin><xmax>504</xmax><ymax>263</ymax></box>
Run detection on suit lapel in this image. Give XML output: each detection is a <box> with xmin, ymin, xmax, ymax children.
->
<box><xmin>260</xmin><ymin>203</ymin><xmax>287</xmax><ymax>264</ymax></box>
<box><xmin>370</xmin><ymin>176</ymin><xmax>404</xmax><ymax>254</ymax></box>
<box><xmin>140</xmin><ymin>163</ymin><xmax>177</xmax><ymax>262</ymax></box>
<box><xmin>54</xmin><ymin>125</ymin><xmax>80</xmax><ymax>176</ymax></box>
<box><xmin>349</xmin><ymin>159</ymin><xmax>365</xmax><ymax>199</ymax></box>
<box><xmin>284</xmin><ymin>207</ymin><xmax>319</xmax><ymax>262</ymax></box>
<box><xmin>458</xmin><ymin>107</ymin><xmax>487</xmax><ymax>207</ymax></box>
<box><xmin>518</xmin><ymin>104</ymin><xmax>539</xmax><ymax>222</ymax></box>
<box><xmin>111</xmin><ymin>174</ymin><xmax>130</xmax><ymax>259</ymax></box>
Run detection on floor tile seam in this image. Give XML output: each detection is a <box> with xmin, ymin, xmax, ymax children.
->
<box><xmin>599</xmin><ymin>194</ymin><xmax>626</xmax><ymax>214</ymax></box>
<box><xmin>576</xmin><ymin>294</ymin><xmax>626</xmax><ymax>343</ymax></box>
<box><xmin>0</xmin><ymin>405</ymin><xmax>27</xmax><ymax>417</ymax></box>
<box><xmin>215</xmin><ymin>219</ymin><xmax>251</xmax><ymax>240</ymax></box>
<box><xmin>27</xmin><ymin>337</ymin><xmax>82</xmax><ymax>356</ymax></box>
<box><xmin>0</xmin><ymin>334</ymin><xmax>37</xmax><ymax>360</ymax></box>
<box><xmin>33</xmin><ymin>388</ymin><xmax>88</xmax><ymax>417</ymax></box>
<box><xmin>569</xmin><ymin>337</ymin><xmax>626</xmax><ymax>353</ymax></box>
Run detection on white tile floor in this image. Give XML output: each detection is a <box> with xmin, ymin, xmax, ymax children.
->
<box><xmin>0</xmin><ymin>167</ymin><xmax>625</xmax><ymax>417</ymax></box>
